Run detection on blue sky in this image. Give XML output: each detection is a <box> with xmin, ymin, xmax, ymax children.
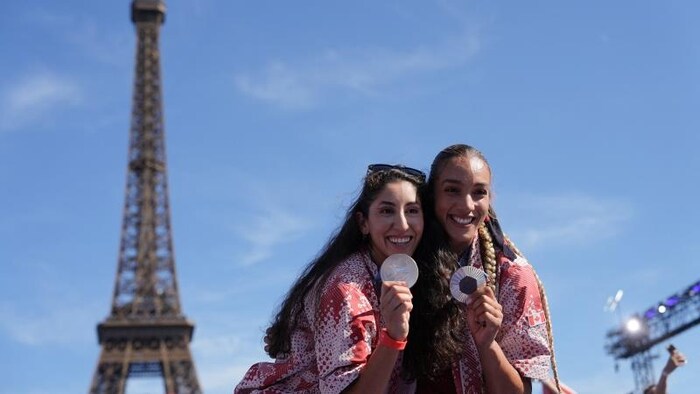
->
<box><xmin>1</xmin><ymin>1</ymin><xmax>699</xmax><ymax>393</ymax></box>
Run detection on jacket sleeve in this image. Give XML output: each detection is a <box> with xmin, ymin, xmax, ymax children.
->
<box><xmin>314</xmin><ymin>278</ymin><xmax>378</xmax><ymax>394</ymax></box>
<box><xmin>496</xmin><ymin>256</ymin><xmax>554</xmax><ymax>381</ymax></box>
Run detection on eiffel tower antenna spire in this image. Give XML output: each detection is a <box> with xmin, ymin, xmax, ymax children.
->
<box><xmin>89</xmin><ymin>1</ymin><xmax>202</xmax><ymax>392</ymax></box>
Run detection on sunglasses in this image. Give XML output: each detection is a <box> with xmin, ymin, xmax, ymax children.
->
<box><xmin>366</xmin><ymin>164</ymin><xmax>426</xmax><ymax>182</ymax></box>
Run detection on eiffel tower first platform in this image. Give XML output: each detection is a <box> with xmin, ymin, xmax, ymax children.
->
<box><xmin>89</xmin><ymin>1</ymin><xmax>202</xmax><ymax>392</ymax></box>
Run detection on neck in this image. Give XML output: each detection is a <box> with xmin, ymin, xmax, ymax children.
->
<box><xmin>450</xmin><ymin>237</ymin><xmax>475</xmax><ymax>255</ymax></box>
<box><xmin>367</xmin><ymin>244</ymin><xmax>383</xmax><ymax>266</ymax></box>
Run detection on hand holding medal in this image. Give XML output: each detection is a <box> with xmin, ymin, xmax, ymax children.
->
<box><xmin>450</xmin><ymin>265</ymin><xmax>503</xmax><ymax>347</ymax></box>
<box><xmin>378</xmin><ymin>254</ymin><xmax>418</xmax><ymax>347</ymax></box>
<box><xmin>449</xmin><ymin>266</ymin><xmax>487</xmax><ymax>303</ymax></box>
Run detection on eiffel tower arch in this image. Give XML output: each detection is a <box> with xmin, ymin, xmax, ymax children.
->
<box><xmin>89</xmin><ymin>1</ymin><xmax>202</xmax><ymax>392</ymax></box>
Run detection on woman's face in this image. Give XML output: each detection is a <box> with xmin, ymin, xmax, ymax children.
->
<box><xmin>434</xmin><ymin>156</ymin><xmax>491</xmax><ymax>253</ymax></box>
<box><xmin>358</xmin><ymin>180</ymin><xmax>424</xmax><ymax>264</ymax></box>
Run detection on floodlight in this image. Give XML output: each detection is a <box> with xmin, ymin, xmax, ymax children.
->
<box><xmin>605</xmin><ymin>278</ymin><xmax>700</xmax><ymax>390</ymax></box>
<box><xmin>625</xmin><ymin>318</ymin><xmax>642</xmax><ymax>333</ymax></box>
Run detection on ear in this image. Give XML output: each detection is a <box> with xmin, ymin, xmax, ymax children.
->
<box><xmin>356</xmin><ymin>211</ymin><xmax>369</xmax><ymax>235</ymax></box>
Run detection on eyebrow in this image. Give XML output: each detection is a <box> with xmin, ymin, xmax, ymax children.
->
<box><xmin>376</xmin><ymin>200</ymin><xmax>420</xmax><ymax>206</ymax></box>
<box><xmin>440</xmin><ymin>179</ymin><xmax>490</xmax><ymax>188</ymax></box>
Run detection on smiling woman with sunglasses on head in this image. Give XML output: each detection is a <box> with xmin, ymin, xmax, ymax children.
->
<box><xmin>235</xmin><ymin>164</ymin><xmax>426</xmax><ymax>394</ymax></box>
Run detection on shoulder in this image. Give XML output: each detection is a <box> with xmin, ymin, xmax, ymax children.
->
<box><xmin>498</xmin><ymin>253</ymin><xmax>544</xmax><ymax>308</ymax></box>
<box><xmin>498</xmin><ymin>253</ymin><xmax>548</xmax><ymax>325</ymax></box>
<box><xmin>313</xmin><ymin>252</ymin><xmax>377</xmax><ymax>315</ymax></box>
<box><xmin>499</xmin><ymin>253</ymin><xmax>538</xmax><ymax>285</ymax></box>
<box><xmin>500</xmin><ymin>251</ymin><xmax>541</xmax><ymax>305</ymax></box>
<box><xmin>321</xmin><ymin>252</ymin><xmax>374</xmax><ymax>293</ymax></box>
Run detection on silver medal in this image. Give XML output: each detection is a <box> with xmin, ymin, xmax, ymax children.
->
<box><xmin>450</xmin><ymin>266</ymin><xmax>487</xmax><ymax>303</ymax></box>
<box><xmin>380</xmin><ymin>254</ymin><xmax>419</xmax><ymax>288</ymax></box>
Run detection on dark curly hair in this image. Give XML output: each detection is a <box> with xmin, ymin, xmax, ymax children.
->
<box><xmin>402</xmin><ymin>144</ymin><xmax>494</xmax><ymax>380</ymax></box>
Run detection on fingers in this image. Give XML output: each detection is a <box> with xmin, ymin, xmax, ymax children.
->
<box><xmin>672</xmin><ymin>352</ymin><xmax>687</xmax><ymax>366</ymax></box>
<box><xmin>466</xmin><ymin>285</ymin><xmax>502</xmax><ymax>331</ymax></box>
<box><xmin>473</xmin><ymin>310</ymin><xmax>501</xmax><ymax>328</ymax></box>
<box><xmin>470</xmin><ymin>304</ymin><xmax>502</xmax><ymax>330</ymax></box>
<box><xmin>467</xmin><ymin>284</ymin><xmax>496</xmax><ymax>302</ymax></box>
<box><xmin>468</xmin><ymin>295</ymin><xmax>502</xmax><ymax>317</ymax></box>
<box><xmin>380</xmin><ymin>282</ymin><xmax>413</xmax><ymax>340</ymax></box>
<box><xmin>380</xmin><ymin>281</ymin><xmax>413</xmax><ymax>313</ymax></box>
<box><xmin>466</xmin><ymin>287</ymin><xmax>501</xmax><ymax>314</ymax></box>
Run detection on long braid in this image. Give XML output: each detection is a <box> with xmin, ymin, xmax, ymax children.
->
<box><xmin>477</xmin><ymin>222</ymin><xmax>499</xmax><ymax>393</ymax></box>
<box><xmin>478</xmin><ymin>223</ymin><xmax>499</xmax><ymax>297</ymax></box>
<box><xmin>504</xmin><ymin>235</ymin><xmax>562</xmax><ymax>393</ymax></box>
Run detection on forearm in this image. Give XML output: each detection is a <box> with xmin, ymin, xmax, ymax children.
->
<box><xmin>479</xmin><ymin>341</ymin><xmax>531</xmax><ymax>394</ymax></box>
<box><xmin>343</xmin><ymin>344</ymin><xmax>400</xmax><ymax>394</ymax></box>
<box><xmin>655</xmin><ymin>372</ymin><xmax>668</xmax><ymax>394</ymax></box>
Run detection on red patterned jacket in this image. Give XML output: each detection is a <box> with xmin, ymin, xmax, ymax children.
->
<box><xmin>235</xmin><ymin>251</ymin><xmax>402</xmax><ymax>394</ymax></box>
<box><xmin>450</xmin><ymin>236</ymin><xmax>554</xmax><ymax>393</ymax></box>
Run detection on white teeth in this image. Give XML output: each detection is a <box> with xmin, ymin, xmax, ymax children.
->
<box><xmin>451</xmin><ymin>215</ymin><xmax>474</xmax><ymax>225</ymax></box>
<box><xmin>388</xmin><ymin>236</ymin><xmax>411</xmax><ymax>244</ymax></box>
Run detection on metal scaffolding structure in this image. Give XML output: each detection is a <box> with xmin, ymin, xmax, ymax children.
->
<box><xmin>605</xmin><ymin>279</ymin><xmax>700</xmax><ymax>391</ymax></box>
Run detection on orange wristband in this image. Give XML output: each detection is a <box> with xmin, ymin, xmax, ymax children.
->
<box><xmin>379</xmin><ymin>328</ymin><xmax>407</xmax><ymax>350</ymax></box>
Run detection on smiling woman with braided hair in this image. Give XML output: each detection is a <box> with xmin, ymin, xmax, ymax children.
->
<box><xmin>403</xmin><ymin>144</ymin><xmax>560</xmax><ymax>393</ymax></box>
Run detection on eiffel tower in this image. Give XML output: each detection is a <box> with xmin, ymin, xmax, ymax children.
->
<box><xmin>89</xmin><ymin>1</ymin><xmax>202</xmax><ymax>392</ymax></box>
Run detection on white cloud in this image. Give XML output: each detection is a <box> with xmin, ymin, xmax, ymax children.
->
<box><xmin>504</xmin><ymin>193</ymin><xmax>633</xmax><ymax>250</ymax></box>
<box><xmin>235</xmin><ymin>62</ymin><xmax>317</xmax><ymax>110</ymax></box>
<box><xmin>200</xmin><ymin>361</ymin><xmax>259</xmax><ymax>393</ymax></box>
<box><xmin>192</xmin><ymin>334</ymin><xmax>245</xmax><ymax>358</ymax></box>
<box><xmin>0</xmin><ymin>259</ymin><xmax>104</xmax><ymax>346</ymax></box>
<box><xmin>192</xmin><ymin>331</ymin><xmax>270</xmax><ymax>392</ymax></box>
<box><xmin>190</xmin><ymin>269</ymin><xmax>296</xmax><ymax>303</ymax></box>
<box><xmin>31</xmin><ymin>8</ymin><xmax>131</xmax><ymax>66</ymax></box>
<box><xmin>0</xmin><ymin>299</ymin><xmax>100</xmax><ymax>346</ymax></box>
<box><xmin>234</xmin><ymin>208</ymin><xmax>311</xmax><ymax>266</ymax></box>
<box><xmin>64</xmin><ymin>20</ymin><xmax>131</xmax><ymax>66</ymax></box>
<box><xmin>0</xmin><ymin>71</ymin><xmax>83</xmax><ymax>132</ymax></box>
<box><xmin>176</xmin><ymin>166</ymin><xmax>318</xmax><ymax>267</ymax></box>
<box><xmin>234</xmin><ymin>31</ymin><xmax>480</xmax><ymax>109</ymax></box>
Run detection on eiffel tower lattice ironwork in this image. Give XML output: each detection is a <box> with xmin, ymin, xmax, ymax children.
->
<box><xmin>89</xmin><ymin>1</ymin><xmax>201</xmax><ymax>393</ymax></box>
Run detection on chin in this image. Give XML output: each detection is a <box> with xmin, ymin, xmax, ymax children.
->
<box><xmin>389</xmin><ymin>246</ymin><xmax>414</xmax><ymax>256</ymax></box>
<box><xmin>449</xmin><ymin>231</ymin><xmax>472</xmax><ymax>242</ymax></box>
<box><xmin>449</xmin><ymin>233</ymin><xmax>475</xmax><ymax>249</ymax></box>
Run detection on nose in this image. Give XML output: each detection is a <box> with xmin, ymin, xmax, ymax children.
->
<box><xmin>394</xmin><ymin>211</ymin><xmax>410</xmax><ymax>231</ymax></box>
<box><xmin>463</xmin><ymin>194</ymin><xmax>476</xmax><ymax>211</ymax></box>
